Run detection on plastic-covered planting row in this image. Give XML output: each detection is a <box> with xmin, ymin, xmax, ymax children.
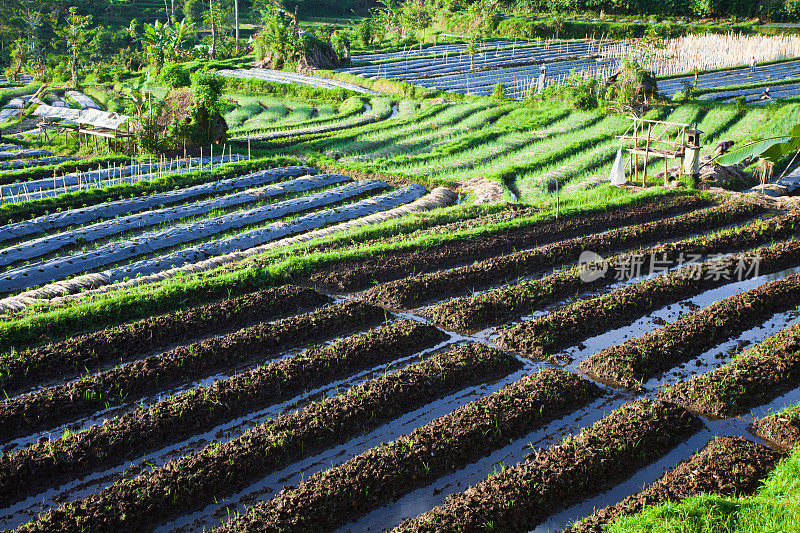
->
<box><xmin>65</xmin><ymin>90</ymin><xmax>100</xmax><ymax>110</ymax></box>
<box><xmin>0</xmin><ymin>173</ymin><xmax>345</xmax><ymax>267</ymax></box>
<box><xmin>0</xmin><ymin>143</ymin><xmax>20</xmax><ymax>153</ymax></box>
<box><xmin>659</xmin><ymin>59</ymin><xmax>800</xmax><ymax>97</ymax></box>
<box><xmin>410</xmin><ymin>58</ymin><xmax>617</xmax><ymax>98</ymax></box>
<box><xmin>0</xmin><ymin>156</ymin><xmax>73</xmax><ymax>172</ymax></box>
<box><xmin>414</xmin><ymin>57</ymin><xmax>613</xmax><ymax>88</ymax></box>
<box><xmin>344</xmin><ymin>42</ymin><xmax>597</xmax><ymax>80</ymax></box>
<box><xmin>0</xmin><ymin>96</ymin><xmax>33</xmax><ymax>123</ymax></box>
<box><xmin>0</xmin><ymin>166</ymin><xmax>316</xmax><ymax>245</ymax></box>
<box><xmin>351</xmin><ymin>39</ymin><xmax>527</xmax><ymax>62</ymax></box>
<box><xmin>4</xmin><ymin>96</ymin><xmax>31</xmax><ymax>109</ymax></box>
<box><xmin>342</xmin><ymin>41</ymin><xmax>595</xmax><ymax>77</ymax></box>
<box><xmin>0</xmin><ymin>153</ymin><xmax>247</xmax><ymax>198</ymax></box>
<box><xmin>0</xmin><ymin>149</ymin><xmax>53</xmax><ymax>162</ymax></box>
<box><xmin>0</xmin><ymin>186</ymin><xmax>453</xmax><ymax>313</ymax></box>
<box><xmin>0</xmin><ymin>179</ymin><xmax>389</xmax><ymax>293</ymax></box>
<box><xmin>0</xmin><ymin>75</ymin><xmax>33</xmax><ymax>82</ymax></box>
<box><xmin>106</xmin><ymin>183</ymin><xmax>428</xmax><ymax>282</ymax></box>
<box><xmin>749</xmin><ymin>88</ymin><xmax>800</xmax><ymax>104</ymax></box>
<box><xmin>217</xmin><ymin>69</ymin><xmax>380</xmax><ymax>95</ymax></box>
<box><xmin>0</xmin><ymin>108</ymin><xmax>16</xmax><ymax>123</ymax></box>
<box><xmin>0</xmin><ymin>154</ymin><xmax>247</xmax><ymax>204</ymax></box>
<box><xmin>698</xmin><ymin>82</ymin><xmax>800</xmax><ymax>100</ymax></box>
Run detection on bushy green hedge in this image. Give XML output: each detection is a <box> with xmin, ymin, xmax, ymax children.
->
<box><xmin>222</xmin><ymin>76</ymin><xmax>362</xmax><ymax>103</ymax></box>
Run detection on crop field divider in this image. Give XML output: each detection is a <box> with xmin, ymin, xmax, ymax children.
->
<box><xmin>0</xmin><ymin>300</ymin><xmax>388</xmax><ymax>444</ymax></box>
<box><xmin>391</xmin><ymin>399</ymin><xmax>701</xmax><ymax>532</ymax></box>
<box><xmin>361</xmin><ymin>200</ymin><xmax>762</xmax><ymax>310</ymax></box>
<box><xmin>661</xmin><ymin>320</ymin><xmax>800</xmax><ymax>418</ymax></box>
<box><xmin>215</xmin><ymin>369</ymin><xmax>603</xmax><ymax>533</ymax></box>
<box><xmin>0</xmin><ymin>319</ymin><xmax>447</xmax><ymax>503</ymax></box>
<box><xmin>0</xmin><ymin>285</ymin><xmax>329</xmax><ymax>396</ymax></box>
<box><xmin>426</xmin><ymin>213</ymin><xmax>800</xmax><ymax>333</ymax></box>
<box><xmin>16</xmin><ymin>344</ymin><xmax>522</xmax><ymax>533</ymax></box>
<box><xmin>579</xmin><ymin>270</ymin><xmax>800</xmax><ymax>389</ymax></box>
<box><xmin>565</xmin><ymin>436</ymin><xmax>785</xmax><ymax>533</ymax></box>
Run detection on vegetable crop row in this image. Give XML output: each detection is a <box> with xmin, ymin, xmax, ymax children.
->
<box><xmin>426</xmin><ymin>212</ymin><xmax>800</xmax><ymax>332</ymax></box>
<box><xmin>579</xmin><ymin>271</ymin><xmax>800</xmax><ymax>389</ymax></box>
<box><xmin>0</xmin><ymin>179</ymin><xmax>388</xmax><ymax>294</ymax></box>
<box><xmin>566</xmin><ymin>436</ymin><xmax>784</xmax><ymax>533</ymax></box>
<box><xmin>391</xmin><ymin>398</ymin><xmax>702</xmax><ymax>532</ymax></box>
<box><xmin>499</xmin><ymin>237</ymin><xmax>800</xmax><ymax>360</ymax></box>
<box><xmin>0</xmin><ymin>190</ymin><xmax>696</xmax><ymax>353</ymax></box>
<box><xmin>0</xmin><ymin>299</ymin><xmax>387</xmax><ymax>443</ymax></box>
<box><xmin>363</xmin><ymin>200</ymin><xmax>760</xmax><ymax>309</ymax></box>
<box><xmin>312</xmin><ymin>194</ymin><xmax>711</xmax><ymax>293</ymax></box>
<box><xmin>0</xmin><ymin>319</ymin><xmax>446</xmax><ymax>503</ymax></box>
<box><xmin>0</xmin><ymin>284</ymin><xmax>329</xmax><ymax>396</ymax></box>
<box><xmin>751</xmin><ymin>404</ymin><xmax>800</xmax><ymax>450</ymax></box>
<box><xmin>0</xmin><ymin>166</ymin><xmax>316</xmax><ymax>246</ymax></box>
<box><xmin>0</xmin><ymin>156</ymin><xmax>303</xmax><ymax>228</ymax></box>
<box><xmin>0</xmin><ymin>173</ymin><xmax>346</xmax><ymax>268</ymax></box>
<box><xmin>661</xmin><ymin>320</ymin><xmax>800</xmax><ymax>418</ymax></box>
<box><xmin>217</xmin><ymin>368</ymin><xmax>602</xmax><ymax>533</ymax></box>
<box><xmin>17</xmin><ymin>343</ymin><xmax>521</xmax><ymax>532</ymax></box>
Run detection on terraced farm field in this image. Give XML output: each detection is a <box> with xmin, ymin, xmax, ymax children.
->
<box><xmin>279</xmin><ymin>98</ymin><xmax>800</xmax><ymax>202</ymax></box>
<box><xmin>5</xmin><ymin>26</ymin><xmax>800</xmax><ymax>533</ymax></box>
<box><xmin>1</xmin><ymin>177</ymin><xmax>800</xmax><ymax>532</ymax></box>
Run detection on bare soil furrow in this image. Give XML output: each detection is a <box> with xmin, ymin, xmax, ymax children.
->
<box><xmin>579</xmin><ymin>271</ymin><xmax>800</xmax><ymax>389</ymax></box>
<box><xmin>362</xmin><ymin>200</ymin><xmax>761</xmax><ymax>309</ymax></box>
<box><xmin>391</xmin><ymin>399</ymin><xmax>702</xmax><ymax>533</ymax></box>
<box><xmin>0</xmin><ymin>299</ymin><xmax>387</xmax><ymax>444</ymax></box>
<box><xmin>17</xmin><ymin>343</ymin><xmax>520</xmax><ymax>532</ymax></box>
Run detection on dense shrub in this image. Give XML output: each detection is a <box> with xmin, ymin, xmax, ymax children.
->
<box><xmin>160</xmin><ymin>63</ymin><xmax>191</xmax><ymax>88</ymax></box>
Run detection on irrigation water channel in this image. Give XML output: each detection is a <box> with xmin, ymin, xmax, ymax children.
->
<box><xmin>2</xmin><ymin>235</ymin><xmax>799</xmax><ymax>531</ymax></box>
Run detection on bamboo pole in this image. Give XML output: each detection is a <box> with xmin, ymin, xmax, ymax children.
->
<box><xmin>642</xmin><ymin>124</ymin><xmax>652</xmax><ymax>188</ymax></box>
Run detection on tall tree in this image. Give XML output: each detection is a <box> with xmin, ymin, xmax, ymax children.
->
<box><xmin>55</xmin><ymin>6</ymin><xmax>93</xmax><ymax>86</ymax></box>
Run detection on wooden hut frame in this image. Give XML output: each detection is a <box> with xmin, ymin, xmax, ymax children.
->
<box><xmin>616</xmin><ymin>117</ymin><xmax>695</xmax><ymax>186</ymax></box>
<box><xmin>33</xmin><ymin>105</ymin><xmax>138</xmax><ymax>153</ymax></box>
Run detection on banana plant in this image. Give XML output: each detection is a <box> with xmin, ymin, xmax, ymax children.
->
<box><xmin>716</xmin><ymin>124</ymin><xmax>800</xmax><ymax>166</ymax></box>
<box><xmin>142</xmin><ymin>20</ymin><xmax>168</xmax><ymax>71</ymax></box>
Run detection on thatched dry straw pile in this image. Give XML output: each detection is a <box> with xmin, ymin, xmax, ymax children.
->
<box><xmin>604</xmin><ymin>33</ymin><xmax>800</xmax><ymax>76</ymax></box>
